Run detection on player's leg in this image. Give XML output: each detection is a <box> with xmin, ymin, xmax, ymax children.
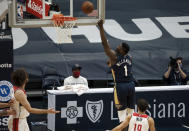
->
<box><xmin>122</xmin><ymin>81</ymin><xmax>135</xmax><ymax>131</ymax></box>
<box><xmin>115</xmin><ymin>83</ymin><xmax>130</xmax><ymax>131</ymax></box>
<box><xmin>113</xmin><ymin>84</ymin><xmax>127</xmax><ymax>122</ymax></box>
<box><xmin>126</xmin><ymin>81</ymin><xmax>135</xmax><ymax>122</ymax></box>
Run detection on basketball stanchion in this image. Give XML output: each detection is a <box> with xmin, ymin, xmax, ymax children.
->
<box><xmin>52</xmin><ymin>14</ymin><xmax>77</xmax><ymax>44</ymax></box>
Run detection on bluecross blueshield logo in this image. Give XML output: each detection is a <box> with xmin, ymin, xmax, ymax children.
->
<box><xmin>0</xmin><ymin>81</ymin><xmax>14</xmax><ymax>102</ymax></box>
<box><xmin>86</xmin><ymin>100</ymin><xmax>103</xmax><ymax>123</ymax></box>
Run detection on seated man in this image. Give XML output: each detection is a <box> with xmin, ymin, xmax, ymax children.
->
<box><xmin>64</xmin><ymin>64</ymin><xmax>88</xmax><ymax>86</ymax></box>
<box><xmin>163</xmin><ymin>57</ymin><xmax>189</xmax><ymax>85</ymax></box>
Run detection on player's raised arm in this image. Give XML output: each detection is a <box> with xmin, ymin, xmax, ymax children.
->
<box><xmin>97</xmin><ymin>20</ymin><xmax>117</xmax><ymax>63</ymax></box>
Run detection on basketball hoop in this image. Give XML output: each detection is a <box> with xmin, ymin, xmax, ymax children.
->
<box><xmin>52</xmin><ymin>14</ymin><xmax>77</xmax><ymax>43</ymax></box>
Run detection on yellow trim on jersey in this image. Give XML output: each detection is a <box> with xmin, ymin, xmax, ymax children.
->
<box><xmin>111</xmin><ymin>69</ymin><xmax>120</xmax><ymax>106</ymax></box>
<box><xmin>111</xmin><ymin>69</ymin><xmax>115</xmax><ymax>82</ymax></box>
<box><xmin>114</xmin><ymin>86</ymin><xmax>120</xmax><ymax>105</ymax></box>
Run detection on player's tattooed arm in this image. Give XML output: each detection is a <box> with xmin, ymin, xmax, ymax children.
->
<box><xmin>0</xmin><ymin>103</ymin><xmax>9</xmax><ymax>108</ymax></box>
<box><xmin>0</xmin><ymin>109</ymin><xmax>16</xmax><ymax>116</ymax></box>
<box><xmin>0</xmin><ymin>110</ymin><xmax>8</xmax><ymax>116</ymax></box>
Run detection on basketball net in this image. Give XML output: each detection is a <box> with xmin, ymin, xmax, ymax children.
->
<box><xmin>52</xmin><ymin>14</ymin><xmax>77</xmax><ymax>43</ymax></box>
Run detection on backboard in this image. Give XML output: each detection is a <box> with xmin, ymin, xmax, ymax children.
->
<box><xmin>0</xmin><ymin>0</ymin><xmax>8</xmax><ymax>22</ymax></box>
<box><xmin>8</xmin><ymin>0</ymin><xmax>105</xmax><ymax>28</ymax></box>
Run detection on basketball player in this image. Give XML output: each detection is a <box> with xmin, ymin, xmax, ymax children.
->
<box><xmin>98</xmin><ymin>20</ymin><xmax>135</xmax><ymax>131</ymax></box>
<box><xmin>8</xmin><ymin>68</ymin><xmax>60</xmax><ymax>131</ymax></box>
<box><xmin>111</xmin><ymin>99</ymin><xmax>156</xmax><ymax>131</ymax></box>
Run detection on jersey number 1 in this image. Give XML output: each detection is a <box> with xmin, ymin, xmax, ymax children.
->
<box><xmin>134</xmin><ymin>124</ymin><xmax>142</xmax><ymax>131</ymax></box>
<box><xmin>124</xmin><ymin>65</ymin><xmax>128</xmax><ymax>76</ymax></box>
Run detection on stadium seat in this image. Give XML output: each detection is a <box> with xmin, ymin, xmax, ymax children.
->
<box><xmin>41</xmin><ymin>66</ymin><xmax>61</xmax><ymax>96</ymax></box>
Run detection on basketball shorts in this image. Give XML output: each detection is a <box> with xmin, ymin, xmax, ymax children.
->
<box><xmin>114</xmin><ymin>81</ymin><xmax>135</xmax><ymax>111</ymax></box>
<box><xmin>8</xmin><ymin>116</ymin><xmax>30</xmax><ymax>131</ymax></box>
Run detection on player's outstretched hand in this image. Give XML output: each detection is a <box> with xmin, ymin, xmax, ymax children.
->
<box><xmin>97</xmin><ymin>19</ymin><xmax>104</xmax><ymax>28</ymax></box>
<box><xmin>47</xmin><ymin>108</ymin><xmax>60</xmax><ymax>114</ymax></box>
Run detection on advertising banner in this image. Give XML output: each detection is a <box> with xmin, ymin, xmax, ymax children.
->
<box><xmin>26</xmin><ymin>0</ymin><xmax>50</xmax><ymax>18</ymax></box>
<box><xmin>0</xmin><ymin>25</ymin><xmax>13</xmax><ymax>81</ymax></box>
<box><xmin>0</xmin><ymin>23</ymin><xmax>13</xmax><ymax>131</ymax></box>
<box><xmin>48</xmin><ymin>86</ymin><xmax>189</xmax><ymax>131</ymax></box>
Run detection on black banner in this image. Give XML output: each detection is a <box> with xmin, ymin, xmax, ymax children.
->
<box><xmin>0</xmin><ymin>21</ymin><xmax>13</xmax><ymax>131</ymax></box>
<box><xmin>0</xmin><ymin>26</ymin><xmax>13</xmax><ymax>81</ymax></box>
<box><xmin>48</xmin><ymin>86</ymin><xmax>189</xmax><ymax>131</ymax></box>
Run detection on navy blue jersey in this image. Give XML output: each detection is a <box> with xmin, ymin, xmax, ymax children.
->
<box><xmin>111</xmin><ymin>54</ymin><xmax>133</xmax><ymax>83</ymax></box>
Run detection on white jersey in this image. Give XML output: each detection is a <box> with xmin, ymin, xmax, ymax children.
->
<box><xmin>8</xmin><ymin>87</ymin><xmax>30</xmax><ymax>131</ymax></box>
<box><xmin>128</xmin><ymin>112</ymin><xmax>149</xmax><ymax>131</ymax></box>
<box><xmin>64</xmin><ymin>76</ymin><xmax>88</xmax><ymax>87</ymax></box>
<box><xmin>11</xmin><ymin>87</ymin><xmax>30</xmax><ymax>118</ymax></box>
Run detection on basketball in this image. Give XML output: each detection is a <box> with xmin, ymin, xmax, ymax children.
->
<box><xmin>81</xmin><ymin>1</ymin><xmax>94</xmax><ymax>14</ymax></box>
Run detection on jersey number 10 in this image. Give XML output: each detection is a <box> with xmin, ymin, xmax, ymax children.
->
<box><xmin>134</xmin><ymin>124</ymin><xmax>142</xmax><ymax>131</ymax></box>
